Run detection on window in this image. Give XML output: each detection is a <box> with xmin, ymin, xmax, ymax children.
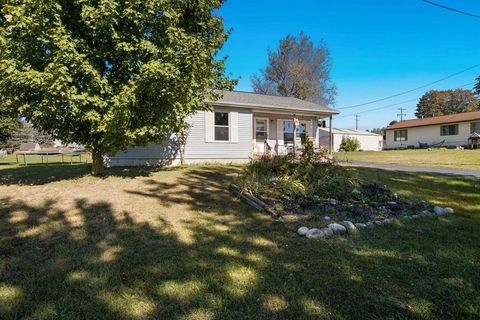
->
<box><xmin>283</xmin><ymin>120</ymin><xmax>294</xmax><ymax>144</ymax></box>
<box><xmin>255</xmin><ymin>119</ymin><xmax>268</xmax><ymax>141</ymax></box>
<box><xmin>471</xmin><ymin>122</ymin><xmax>480</xmax><ymax>133</ymax></box>
<box><xmin>394</xmin><ymin>130</ymin><xmax>408</xmax><ymax>141</ymax></box>
<box><xmin>440</xmin><ymin>124</ymin><xmax>458</xmax><ymax>136</ymax></box>
<box><xmin>214</xmin><ymin>112</ymin><xmax>229</xmax><ymax>141</ymax></box>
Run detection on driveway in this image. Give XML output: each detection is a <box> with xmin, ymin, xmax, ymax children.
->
<box><xmin>340</xmin><ymin>161</ymin><xmax>480</xmax><ymax>178</ymax></box>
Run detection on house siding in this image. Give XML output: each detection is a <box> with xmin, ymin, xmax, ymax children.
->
<box><xmin>106</xmin><ymin>107</ymin><xmax>253</xmax><ymax>167</ymax></box>
<box><xmin>385</xmin><ymin>122</ymin><xmax>473</xmax><ymax>149</ymax></box>
<box><xmin>318</xmin><ymin>129</ymin><xmax>383</xmax><ymax>151</ymax></box>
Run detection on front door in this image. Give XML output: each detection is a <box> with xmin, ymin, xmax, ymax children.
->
<box><xmin>254</xmin><ymin>118</ymin><xmax>269</xmax><ymax>153</ymax></box>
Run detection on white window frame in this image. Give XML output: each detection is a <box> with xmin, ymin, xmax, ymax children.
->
<box><xmin>214</xmin><ymin>111</ymin><xmax>230</xmax><ymax>142</ymax></box>
<box><xmin>254</xmin><ymin>117</ymin><xmax>269</xmax><ymax>144</ymax></box>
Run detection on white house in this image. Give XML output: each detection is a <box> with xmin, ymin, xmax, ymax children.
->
<box><xmin>106</xmin><ymin>91</ymin><xmax>339</xmax><ymax>166</ymax></box>
<box><xmin>318</xmin><ymin>128</ymin><xmax>383</xmax><ymax>151</ymax></box>
<box><xmin>385</xmin><ymin>110</ymin><xmax>480</xmax><ymax>149</ymax></box>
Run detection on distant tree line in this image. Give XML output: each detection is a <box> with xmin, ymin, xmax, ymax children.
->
<box><xmin>415</xmin><ymin>89</ymin><xmax>479</xmax><ymax>119</ymax></box>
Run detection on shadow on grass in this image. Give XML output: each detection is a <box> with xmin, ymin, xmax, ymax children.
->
<box><xmin>0</xmin><ymin>164</ymin><xmax>182</xmax><ymax>186</ymax></box>
<box><xmin>0</xmin><ymin>166</ymin><xmax>479</xmax><ymax>319</ymax></box>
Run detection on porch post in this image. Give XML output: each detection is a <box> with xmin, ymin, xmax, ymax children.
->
<box><xmin>329</xmin><ymin>115</ymin><xmax>333</xmax><ymax>155</ymax></box>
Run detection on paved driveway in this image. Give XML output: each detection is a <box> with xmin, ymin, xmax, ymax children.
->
<box><xmin>340</xmin><ymin>161</ymin><xmax>480</xmax><ymax>178</ymax></box>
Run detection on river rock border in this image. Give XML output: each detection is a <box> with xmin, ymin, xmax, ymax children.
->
<box><xmin>297</xmin><ymin>206</ymin><xmax>453</xmax><ymax>239</ymax></box>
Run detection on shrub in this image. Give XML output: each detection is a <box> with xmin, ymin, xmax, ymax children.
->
<box><xmin>301</xmin><ymin>139</ymin><xmax>315</xmax><ymax>160</ymax></box>
<box><xmin>340</xmin><ymin>136</ymin><xmax>361</xmax><ymax>152</ymax></box>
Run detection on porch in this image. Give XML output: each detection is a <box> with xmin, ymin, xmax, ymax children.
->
<box><xmin>252</xmin><ymin>110</ymin><xmax>333</xmax><ymax>156</ymax></box>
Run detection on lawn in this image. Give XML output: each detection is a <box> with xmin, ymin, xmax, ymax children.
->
<box><xmin>0</xmin><ymin>163</ymin><xmax>479</xmax><ymax>319</ymax></box>
<box><xmin>335</xmin><ymin>149</ymin><xmax>480</xmax><ymax>171</ymax></box>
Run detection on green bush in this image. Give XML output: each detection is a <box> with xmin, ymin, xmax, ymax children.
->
<box><xmin>236</xmin><ymin>155</ymin><xmax>361</xmax><ymax>205</ymax></box>
<box><xmin>340</xmin><ymin>136</ymin><xmax>361</xmax><ymax>152</ymax></box>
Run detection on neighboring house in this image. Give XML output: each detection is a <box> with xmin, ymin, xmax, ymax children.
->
<box><xmin>107</xmin><ymin>91</ymin><xmax>338</xmax><ymax>167</ymax></box>
<box><xmin>385</xmin><ymin>110</ymin><xmax>480</xmax><ymax>149</ymax></box>
<box><xmin>18</xmin><ymin>143</ymin><xmax>41</xmax><ymax>152</ymax></box>
<box><xmin>318</xmin><ymin>128</ymin><xmax>383</xmax><ymax>151</ymax></box>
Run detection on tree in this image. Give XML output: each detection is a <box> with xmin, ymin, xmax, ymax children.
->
<box><xmin>415</xmin><ymin>89</ymin><xmax>479</xmax><ymax>118</ymax></box>
<box><xmin>0</xmin><ymin>104</ymin><xmax>17</xmax><ymax>145</ymax></box>
<box><xmin>0</xmin><ymin>121</ymin><xmax>53</xmax><ymax>151</ymax></box>
<box><xmin>251</xmin><ymin>32</ymin><xmax>336</xmax><ymax>106</ymax></box>
<box><xmin>0</xmin><ymin>0</ymin><xmax>234</xmax><ymax>174</ymax></box>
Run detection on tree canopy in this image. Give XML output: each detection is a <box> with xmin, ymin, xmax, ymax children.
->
<box><xmin>415</xmin><ymin>89</ymin><xmax>479</xmax><ymax>118</ymax></box>
<box><xmin>251</xmin><ymin>32</ymin><xmax>336</xmax><ymax>106</ymax></box>
<box><xmin>0</xmin><ymin>0</ymin><xmax>234</xmax><ymax>174</ymax></box>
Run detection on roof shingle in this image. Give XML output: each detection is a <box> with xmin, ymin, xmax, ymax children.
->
<box><xmin>211</xmin><ymin>90</ymin><xmax>338</xmax><ymax>115</ymax></box>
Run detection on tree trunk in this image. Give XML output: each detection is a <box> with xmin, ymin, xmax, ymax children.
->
<box><xmin>91</xmin><ymin>148</ymin><xmax>104</xmax><ymax>176</ymax></box>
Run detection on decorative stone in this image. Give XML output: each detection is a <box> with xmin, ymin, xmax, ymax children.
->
<box><xmin>411</xmin><ymin>214</ymin><xmax>420</xmax><ymax>219</ymax></box>
<box><xmin>328</xmin><ymin>223</ymin><xmax>347</xmax><ymax>235</ymax></box>
<box><xmin>340</xmin><ymin>221</ymin><xmax>357</xmax><ymax>233</ymax></box>
<box><xmin>330</xmin><ymin>199</ymin><xmax>337</xmax><ymax>205</ymax></box>
<box><xmin>375</xmin><ymin>220</ymin><xmax>384</xmax><ymax>226</ymax></box>
<box><xmin>402</xmin><ymin>215</ymin><xmax>412</xmax><ymax>220</ymax></box>
<box><xmin>387</xmin><ymin>201</ymin><xmax>397</xmax><ymax>205</ymax></box>
<box><xmin>321</xmin><ymin>227</ymin><xmax>334</xmax><ymax>236</ymax></box>
<box><xmin>383</xmin><ymin>218</ymin><xmax>392</xmax><ymax>224</ymax></box>
<box><xmin>434</xmin><ymin>206</ymin><xmax>445</xmax><ymax>215</ymax></box>
<box><xmin>323</xmin><ymin>215</ymin><xmax>332</xmax><ymax>221</ymax></box>
<box><xmin>419</xmin><ymin>211</ymin><xmax>429</xmax><ymax>217</ymax></box>
<box><xmin>444</xmin><ymin>207</ymin><xmax>454</xmax><ymax>214</ymax></box>
<box><xmin>306</xmin><ymin>228</ymin><xmax>324</xmax><ymax>239</ymax></box>
<box><xmin>355</xmin><ymin>223</ymin><xmax>367</xmax><ymax>228</ymax></box>
<box><xmin>366</xmin><ymin>222</ymin><xmax>374</xmax><ymax>228</ymax></box>
<box><xmin>297</xmin><ymin>226</ymin><xmax>309</xmax><ymax>236</ymax></box>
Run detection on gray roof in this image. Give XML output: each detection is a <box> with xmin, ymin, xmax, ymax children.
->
<box><xmin>211</xmin><ymin>90</ymin><xmax>338</xmax><ymax>115</ymax></box>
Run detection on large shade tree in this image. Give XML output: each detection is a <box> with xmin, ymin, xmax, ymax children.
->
<box><xmin>0</xmin><ymin>0</ymin><xmax>234</xmax><ymax>174</ymax></box>
<box><xmin>415</xmin><ymin>89</ymin><xmax>479</xmax><ymax>118</ymax></box>
<box><xmin>251</xmin><ymin>32</ymin><xmax>336</xmax><ymax>106</ymax></box>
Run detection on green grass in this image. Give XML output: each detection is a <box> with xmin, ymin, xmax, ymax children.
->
<box><xmin>335</xmin><ymin>149</ymin><xmax>480</xmax><ymax>170</ymax></box>
<box><xmin>0</xmin><ymin>164</ymin><xmax>479</xmax><ymax>319</ymax></box>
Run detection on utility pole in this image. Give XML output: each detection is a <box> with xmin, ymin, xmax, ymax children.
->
<box><xmin>397</xmin><ymin>108</ymin><xmax>406</xmax><ymax>122</ymax></box>
<box><xmin>354</xmin><ymin>114</ymin><xmax>360</xmax><ymax>130</ymax></box>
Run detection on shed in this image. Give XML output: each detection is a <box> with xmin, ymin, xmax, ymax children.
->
<box><xmin>18</xmin><ymin>143</ymin><xmax>41</xmax><ymax>152</ymax></box>
<box><xmin>318</xmin><ymin>128</ymin><xmax>383</xmax><ymax>151</ymax></box>
<box><xmin>468</xmin><ymin>132</ymin><xmax>480</xmax><ymax>149</ymax></box>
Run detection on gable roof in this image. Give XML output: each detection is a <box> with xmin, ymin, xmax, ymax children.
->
<box><xmin>386</xmin><ymin>111</ymin><xmax>480</xmax><ymax>130</ymax></box>
<box><xmin>211</xmin><ymin>90</ymin><xmax>338</xmax><ymax>115</ymax></box>
<box><xmin>319</xmin><ymin>128</ymin><xmax>382</xmax><ymax>137</ymax></box>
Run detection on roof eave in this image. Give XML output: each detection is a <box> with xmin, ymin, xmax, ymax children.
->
<box><xmin>209</xmin><ymin>101</ymin><xmax>339</xmax><ymax>116</ymax></box>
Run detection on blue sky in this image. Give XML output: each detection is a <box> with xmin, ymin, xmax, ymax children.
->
<box><xmin>217</xmin><ymin>0</ymin><xmax>480</xmax><ymax>130</ymax></box>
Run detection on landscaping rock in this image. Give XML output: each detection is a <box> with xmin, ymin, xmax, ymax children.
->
<box><xmin>306</xmin><ymin>228</ymin><xmax>324</xmax><ymax>239</ymax></box>
<box><xmin>297</xmin><ymin>226</ymin><xmax>309</xmax><ymax>236</ymax></box>
<box><xmin>340</xmin><ymin>221</ymin><xmax>357</xmax><ymax>233</ymax></box>
<box><xmin>330</xmin><ymin>199</ymin><xmax>337</xmax><ymax>205</ymax></box>
<box><xmin>321</xmin><ymin>228</ymin><xmax>334</xmax><ymax>236</ymax></box>
<box><xmin>328</xmin><ymin>223</ymin><xmax>347</xmax><ymax>235</ymax></box>
<box><xmin>366</xmin><ymin>222</ymin><xmax>374</xmax><ymax>228</ymax></box>
<box><xmin>411</xmin><ymin>214</ymin><xmax>420</xmax><ymax>219</ymax></box>
<box><xmin>387</xmin><ymin>201</ymin><xmax>397</xmax><ymax>206</ymax></box>
<box><xmin>402</xmin><ymin>215</ymin><xmax>412</xmax><ymax>220</ymax></box>
<box><xmin>444</xmin><ymin>207</ymin><xmax>454</xmax><ymax>214</ymax></box>
<box><xmin>434</xmin><ymin>206</ymin><xmax>445</xmax><ymax>215</ymax></box>
<box><xmin>355</xmin><ymin>223</ymin><xmax>367</xmax><ymax>228</ymax></box>
<box><xmin>324</xmin><ymin>215</ymin><xmax>332</xmax><ymax>221</ymax></box>
<box><xmin>419</xmin><ymin>211</ymin><xmax>429</xmax><ymax>217</ymax></box>
<box><xmin>375</xmin><ymin>220</ymin><xmax>384</xmax><ymax>226</ymax></box>
<box><xmin>383</xmin><ymin>218</ymin><xmax>393</xmax><ymax>224</ymax></box>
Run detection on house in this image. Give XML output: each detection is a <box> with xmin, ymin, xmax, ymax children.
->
<box><xmin>106</xmin><ymin>91</ymin><xmax>338</xmax><ymax>167</ymax></box>
<box><xmin>318</xmin><ymin>128</ymin><xmax>383</xmax><ymax>151</ymax></box>
<box><xmin>384</xmin><ymin>110</ymin><xmax>480</xmax><ymax>149</ymax></box>
<box><xmin>18</xmin><ymin>143</ymin><xmax>41</xmax><ymax>152</ymax></box>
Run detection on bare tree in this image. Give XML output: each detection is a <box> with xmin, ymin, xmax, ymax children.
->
<box><xmin>251</xmin><ymin>32</ymin><xmax>336</xmax><ymax>106</ymax></box>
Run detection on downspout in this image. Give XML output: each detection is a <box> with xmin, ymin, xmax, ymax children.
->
<box><xmin>329</xmin><ymin>115</ymin><xmax>333</xmax><ymax>155</ymax></box>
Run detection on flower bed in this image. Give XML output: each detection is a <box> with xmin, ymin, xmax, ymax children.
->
<box><xmin>235</xmin><ymin>153</ymin><xmax>440</xmax><ymax>231</ymax></box>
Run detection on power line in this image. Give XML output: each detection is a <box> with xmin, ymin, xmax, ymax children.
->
<box><xmin>337</xmin><ymin>64</ymin><xmax>480</xmax><ymax>110</ymax></box>
<box><xmin>354</xmin><ymin>114</ymin><xmax>360</xmax><ymax>130</ymax></box>
<box><xmin>334</xmin><ymin>82</ymin><xmax>475</xmax><ymax>119</ymax></box>
<box><xmin>421</xmin><ymin>0</ymin><xmax>480</xmax><ymax>19</ymax></box>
